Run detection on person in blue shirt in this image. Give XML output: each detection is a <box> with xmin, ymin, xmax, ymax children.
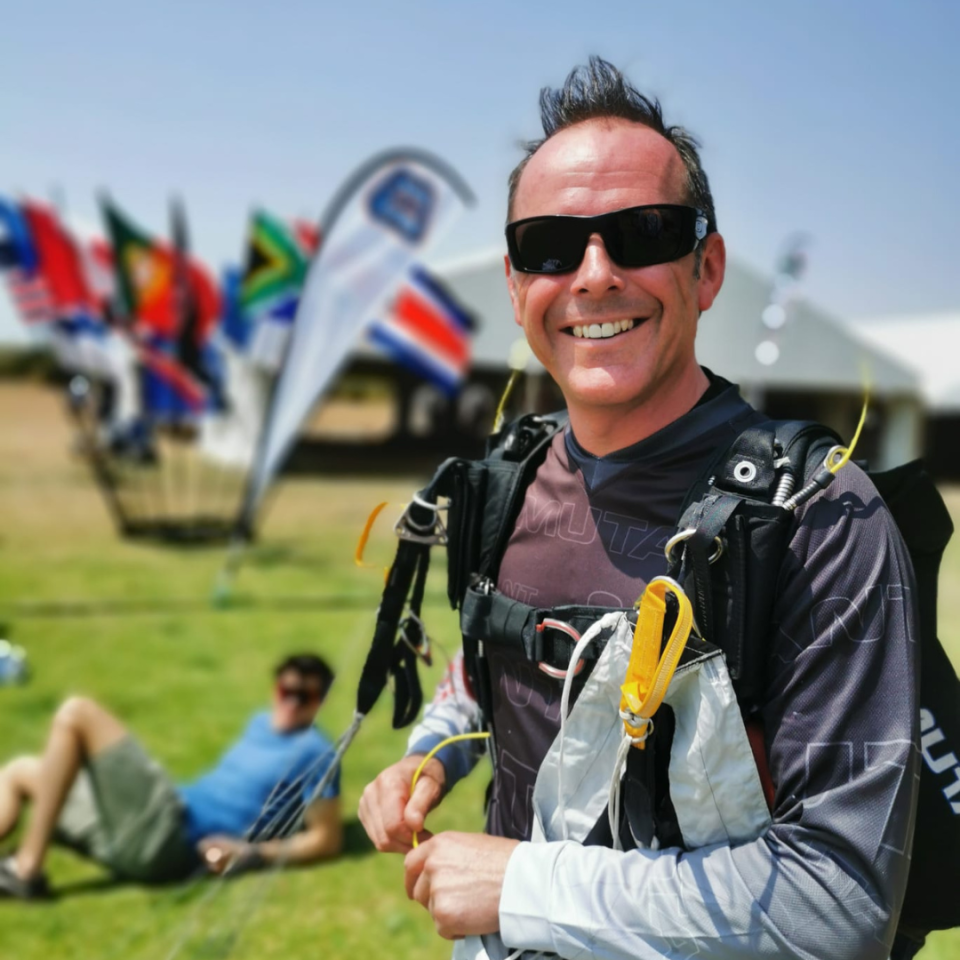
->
<box><xmin>0</xmin><ymin>653</ymin><xmax>342</xmax><ymax>898</ymax></box>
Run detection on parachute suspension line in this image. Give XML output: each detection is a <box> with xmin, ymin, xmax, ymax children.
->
<box><xmin>157</xmin><ymin>731</ymin><xmax>348</xmax><ymax>960</ymax></box>
<box><xmin>556</xmin><ymin>612</ymin><xmax>624</xmax><ymax>841</ymax></box>
<box><xmin>196</xmin><ymin>711</ymin><xmax>367</xmax><ymax>960</ymax></box>
<box><xmin>212</xmin><ymin>535</ymin><xmax>247</xmax><ymax>605</ymax></box>
<box><xmin>409</xmin><ymin>732</ymin><xmax>492</xmax><ymax>848</ymax></box>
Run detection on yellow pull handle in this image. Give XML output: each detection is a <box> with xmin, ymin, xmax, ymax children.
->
<box><xmin>619</xmin><ymin>578</ymin><xmax>694</xmax><ymax>748</ymax></box>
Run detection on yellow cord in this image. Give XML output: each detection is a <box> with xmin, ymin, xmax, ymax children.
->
<box><xmin>354</xmin><ymin>501</ymin><xmax>389</xmax><ymax>568</ymax></box>
<box><xmin>829</xmin><ymin>389</ymin><xmax>870</xmax><ymax>474</ymax></box>
<box><xmin>410</xmin><ymin>732</ymin><xmax>491</xmax><ymax>847</ymax></box>
<box><xmin>492</xmin><ymin>370</ymin><xmax>520</xmax><ymax>435</ymax></box>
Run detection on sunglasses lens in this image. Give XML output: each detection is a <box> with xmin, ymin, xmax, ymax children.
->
<box><xmin>509</xmin><ymin>205</ymin><xmax>698</xmax><ymax>273</ymax></box>
<box><xmin>277</xmin><ymin>685</ymin><xmax>316</xmax><ymax>706</ymax></box>
<box><xmin>611</xmin><ymin>206</ymin><xmax>690</xmax><ymax>267</ymax></box>
<box><xmin>512</xmin><ymin>219</ymin><xmax>586</xmax><ymax>273</ymax></box>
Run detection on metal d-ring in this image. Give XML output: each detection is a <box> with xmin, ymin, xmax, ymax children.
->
<box><xmin>536</xmin><ymin>618</ymin><xmax>586</xmax><ymax>679</ymax></box>
<box><xmin>664</xmin><ymin>527</ymin><xmax>724</xmax><ymax>566</ymax></box>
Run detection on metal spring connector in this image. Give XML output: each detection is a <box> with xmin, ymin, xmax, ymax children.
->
<box><xmin>771</xmin><ymin>467</ymin><xmax>796</xmax><ymax>507</ymax></box>
<box><xmin>782</xmin><ymin>445</ymin><xmax>845</xmax><ymax>512</ymax></box>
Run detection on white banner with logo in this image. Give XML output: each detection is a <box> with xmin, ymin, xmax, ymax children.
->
<box><xmin>238</xmin><ymin>149</ymin><xmax>473</xmax><ymax>532</ymax></box>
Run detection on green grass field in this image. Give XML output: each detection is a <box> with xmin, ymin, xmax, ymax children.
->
<box><xmin>1</xmin><ymin>382</ymin><xmax>958</xmax><ymax>960</ymax></box>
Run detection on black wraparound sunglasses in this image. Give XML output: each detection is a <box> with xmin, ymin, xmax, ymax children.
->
<box><xmin>505</xmin><ymin>204</ymin><xmax>709</xmax><ymax>275</ymax></box>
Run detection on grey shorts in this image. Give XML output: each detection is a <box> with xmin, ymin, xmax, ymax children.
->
<box><xmin>55</xmin><ymin>736</ymin><xmax>196</xmax><ymax>882</ymax></box>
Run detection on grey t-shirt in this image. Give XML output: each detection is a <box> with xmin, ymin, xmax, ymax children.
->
<box><xmin>489</xmin><ymin>381</ymin><xmax>763</xmax><ymax>838</ymax></box>
<box><xmin>488</xmin><ymin>383</ymin><xmax>919</xmax><ymax>944</ymax></box>
<box><xmin>408</xmin><ymin>379</ymin><xmax>920</xmax><ymax>955</ymax></box>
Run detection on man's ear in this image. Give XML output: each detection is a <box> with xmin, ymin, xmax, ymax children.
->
<box><xmin>697</xmin><ymin>233</ymin><xmax>726</xmax><ymax>314</ymax></box>
<box><xmin>504</xmin><ymin>254</ymin><xmax>524</xmax><ymax>328</ymax></box>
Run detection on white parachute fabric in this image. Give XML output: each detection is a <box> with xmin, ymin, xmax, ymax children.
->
<box><xmin>453</xmin><ymin>611</ymin><xmax>772</xmax><ymax>960</ymax></box>
<box><xmin>532</xmin><ymin>612</ymin><xmax>771</xmax><ymax>849</ymax></box>
<box><xmin>240</xmin><ymin>150</ymin><xmax>472</xmax><ymax>529</ymax></box>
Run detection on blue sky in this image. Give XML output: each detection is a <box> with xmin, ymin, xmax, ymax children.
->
<box><xmin>1</xmin><ymin>0</ymin><xmax>957</xmax><ymax>340</ymax></box>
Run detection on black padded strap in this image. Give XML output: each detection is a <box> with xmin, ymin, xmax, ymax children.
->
<box><xmin>675</xmin><ymin>492</ymin><xmax>741</xmax><ymax>639</ymax></box>
<box><xmin>460</xmin><ymin>586</ymin><xmax>621</xmax><ymax>666</ymax></box>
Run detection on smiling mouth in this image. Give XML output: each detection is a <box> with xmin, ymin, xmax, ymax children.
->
<box><xmin>565</xmin><ymin>318</ymin><xmax>646</xmax><ymax>340</ymax></box>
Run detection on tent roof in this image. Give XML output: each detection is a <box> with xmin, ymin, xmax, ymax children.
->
<box><xmin>844</xmin><ymin>311</ymin><xmax>960</xmax><ymax>411</ymax></box>
<box><xmin>431</xmin><ymin>249</ymin><xmax>920</xmax><ymax>398</ymax></box>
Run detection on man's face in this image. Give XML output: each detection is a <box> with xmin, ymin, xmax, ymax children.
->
<box><xmin>506</xmin><ymin>118</ymin><xmax>725</xmax><ymax>419</ymax></box>
<box><xmin>271</xmin><ymin>669</ymin><xmax>324</xmax><ymax>732</ymax></box>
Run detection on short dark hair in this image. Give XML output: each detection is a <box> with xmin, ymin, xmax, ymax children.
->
<box><xmin>507</xmin><ymin>56</ymin><xmax>717</xmax><ymax>241</ymax></box>
<box><xmin>274</xmin><ymin>653</ymin><xmax>335</xmax><ymax>698</ymax></box>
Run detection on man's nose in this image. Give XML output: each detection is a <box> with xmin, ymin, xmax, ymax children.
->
<box><xmin>571</xmin><ymin>234</ymin><xmax>625</xmax><ymax>296</ymax></box>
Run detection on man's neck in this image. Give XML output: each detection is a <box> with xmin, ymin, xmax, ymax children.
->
<box><xmin>566</xmin><ymin>364</ymin><xmax>711</xmax><ymax>457</ymax></box>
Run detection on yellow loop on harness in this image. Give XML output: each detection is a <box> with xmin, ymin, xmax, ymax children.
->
<box><xmin>355</xmin><ymin>501</ymin><xmax>390</xmax><ymax>570</ymax></box>
<box><xmin>620</xmin><ymin>577</ymin><xmax>694</xmax><ymax>749</ymax></box>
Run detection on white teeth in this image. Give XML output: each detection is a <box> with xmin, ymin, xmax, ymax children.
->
<box><xmin>573</xmin><ymin>319</ymin><xmax>639</xmax><ymax>339</ymax></box>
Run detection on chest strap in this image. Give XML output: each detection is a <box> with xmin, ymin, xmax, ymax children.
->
<box><xmin>460</xmin><ymin>584</ymin><xmax>629</xmax><ymax>668</ymax></box>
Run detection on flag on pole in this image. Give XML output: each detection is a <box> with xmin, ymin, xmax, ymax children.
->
<box><xmin>240</xmin><ymin>210</ymin><xmax>319</xmax><ymax>372</ymax></box>
<box><xmin>3</xmin><ymin>268</ymin><xmax>54</xmax><ymax>324</ymax></box>
<box><xmin>102</xmin><ymin>198</ymin><xmax>220</xmax><ymax>342</ymax></box>
<box><xmin>236</xmin><ymin>148</ymin><xmax>473</xmax><ymax>537</ymax></box>
<box><xmin>367</xmin><ymin>266</ymin><xmax>475</xmax><ymax>395</ymax></box>
<box><xmin>0</xmin><ymin>198</ymin><xmax>51</xmax><ymax>324</ymax></box>
<box><xmin>21</xmin><ymin>201</ymin><xmax>99</xmax><ymax>320</ymax></box>
<box><xmin>102</xmin><ymin>197</ymin><xmax>221</xmax><ymax>417</ymax></box>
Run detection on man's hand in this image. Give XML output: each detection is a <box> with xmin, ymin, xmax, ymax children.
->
<box><xmin>358</xmin><ymin>754</ymin><xmax>446</xmax><ymax>854</ymax></box>
<box><xmin>197</xmin><ymin>835</ymin><xmax>263</xmax><ymax>876</ymax></box>
<box><xmin>404</xmin><ymin>832</ymin><xmax>519</xmax><ymax>940</ymax></box>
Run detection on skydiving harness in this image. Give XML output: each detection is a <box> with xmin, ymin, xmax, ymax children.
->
<box><xmin>357</xmin><ymin>410</ymin><xmax>960</xmax><ymax>937</ymax></box>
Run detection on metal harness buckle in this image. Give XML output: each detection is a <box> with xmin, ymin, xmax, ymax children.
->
<box><xmin>394</xmin><ymin>494</ymin><xmax>448</xmax><ymax>545</ymax></box>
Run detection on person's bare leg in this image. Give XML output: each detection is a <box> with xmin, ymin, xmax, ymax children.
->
<box><xmin>0</xmin><ymin>757</ymin><xmax>40</xmax><ymax>840</ymax></box>
<box><xmin>14</xmin><ymin>697</ymin><xmax>128</xmax><ymax>879</ymax></box>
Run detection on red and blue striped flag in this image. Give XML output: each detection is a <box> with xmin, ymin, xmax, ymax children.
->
<box><xmin>368</xmin><ymin>266</ymin><xmax>474</xmax><ymax>396</ymax></box>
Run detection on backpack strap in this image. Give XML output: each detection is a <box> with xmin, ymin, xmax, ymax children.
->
<box><xmin>356</xmin><ymin>412</ymin><xmax>568</xmax><ymax>731</ymax></box>
<box><xmin>667</xmin><ymin>419</ymin><xmax>842</xmax><ymax>711</ymax></box>
<box><xmin>443</xmin><ymin>411</ymin><xmax>568</xmax><ymax>609</ymax></box>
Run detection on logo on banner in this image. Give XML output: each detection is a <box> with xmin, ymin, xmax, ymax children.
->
<box><xmin>369</xmin><ymin>169</ymin><xmax>435</xmax><ymax>243</ymax></box>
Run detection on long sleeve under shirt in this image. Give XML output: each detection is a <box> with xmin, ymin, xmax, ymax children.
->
<box><xmin>407</xmin><ymin>377</ymin><xmax>920</xmax><ymax>959</ymax></box>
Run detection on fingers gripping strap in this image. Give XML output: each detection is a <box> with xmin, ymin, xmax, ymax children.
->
<box><xmin>620</xmin><ymin>578</ymin><xmax>694</xmax><ymax>747</ymax></box>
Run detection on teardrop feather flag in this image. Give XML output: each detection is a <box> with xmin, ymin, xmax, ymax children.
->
<box><xmin>236</xmin><ymin>148</ymin><xmax>473</xmax><ymax>538</ymax></box>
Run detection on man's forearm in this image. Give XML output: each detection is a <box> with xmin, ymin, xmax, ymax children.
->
<box><xmin>500</xmin><ymin>828</ymin><xmax>897</xmax><ymax>960</ymax></box>
<box><xmin>256</xmin><ymin>821</ymin><xmax>343</xmax><ymax>865</ymax></box>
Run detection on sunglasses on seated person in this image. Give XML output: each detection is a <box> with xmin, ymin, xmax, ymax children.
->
<box><xmin>505</xmin><ymin>203</ymin><xmax>709</xmax><ymax>275</ymax></box>
<box><xmin>275</xmin><ymin>682</ymin><xmax>321</xmax><ymax>707</ymax></box>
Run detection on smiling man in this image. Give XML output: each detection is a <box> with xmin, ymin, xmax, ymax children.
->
<box><xmin>359</xmin><ymin>58</ymin><xmax>920</xmax><ymax>960</ymax></box>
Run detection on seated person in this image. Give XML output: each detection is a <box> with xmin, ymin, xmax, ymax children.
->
<box><xmin>0</xmin><ymin>653</ymin><xmax>342</xmax><ymax>898</ymax></box>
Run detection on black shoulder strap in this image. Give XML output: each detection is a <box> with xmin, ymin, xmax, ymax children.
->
<box><xmin>668</xmin><ymin>419</ymin><xmax>842</xmax><ymax>709</ymax></box>
<box><xmin>443</xmin><ymin>411</ymin><xmax>568</xmax><ymax>608</ymax></box>
<box><xmin>356</xmin><ymin>411</ymin><xmax>568</xmax><ymax>730</ymax></box>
